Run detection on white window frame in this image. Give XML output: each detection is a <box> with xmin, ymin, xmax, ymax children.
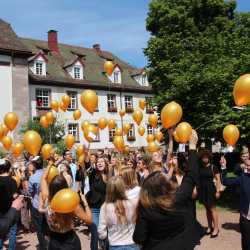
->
<box><xmin>124</xmin><ymin>96</ymin><xmax>133</xmax><ymax>109</ymax></box>
<box><xmin>142</xmin><ymin>74</ymin><xmax>147</xmax><ymax>86</ymax></box>
<box><xmin>107</xmin><ymin>94</ymin><xmax>117</xmax><ymax>110</ymax></box>
<box><xmin>128</xmin><ymin>124</ymin><xmax>135</xmax><ymax>137</ymax></box>
<box><xmin>114</xmin><ymin>71</ymin><xmax>119</xmax><ymax>83</ymax></box>
<box><xmin>109</xmin><ymin>128</ymin><xmax>116</xmax><ymax>142</ymax></box>
<box><xmin>67</xmin><ymin>91</ymin><xmax>78</xmax><ymax>110</ymax></box>
<box><xmin>146</xmin><ymin>97</ymin><xmax>153</xmax><ymax>112</ymax></box>
<box><xmin>36</xmin><ymin>89</ymin><xmax>50</xmax><ymax>108</ymax></box>
<box><xmin>35</xmin><ymin>61</ymin><xmax>44</xmax><ymax>76</ymax></box>
<box><xmin>68</xmin><ymin>123</ymin><xmax>79</xmax><ymax>142</ymax></box>
<box><xmin>73</xmin><ymin>66</ymin><xmax>81</xmax><ymax>79</ymax></box>
<box><xmin>147</xmin><ymin>124</ymin><xmax>154</xmax><ymax>135</ymax></box>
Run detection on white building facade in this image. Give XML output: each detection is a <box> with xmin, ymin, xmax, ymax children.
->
<box><xmin>0</xmin><ymin>19</ymin><xmax>155</xmax><ymax>150</ymax></box>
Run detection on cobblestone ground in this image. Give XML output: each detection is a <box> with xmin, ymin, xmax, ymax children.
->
<box><xmin>3</xmin><ymin>210</ymin><xmax>241</xmax><ymax>250</ymax></box>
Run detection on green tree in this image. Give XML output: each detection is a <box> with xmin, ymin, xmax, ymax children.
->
<box><xmin>22</xmin><ymin>119</ymin><xmax>65</xmax><ymax>145</ymax></box>
<box><xmin>145</xmin><ymin>0</ymin><xmax>250</xmax><ymax>145</ymax></box>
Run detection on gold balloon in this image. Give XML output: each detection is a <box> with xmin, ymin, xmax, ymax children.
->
<box><xmin>176</xmin><ymin>122</ymin><xmax>192</xmax><ymax>143</ymax></box>
<box><xmin>104</xmin><ymin>60</ymin><xmax>115</xmax><ymax>76</ymax></box>
<box><xmin>76</xmin><ymin>145</ymin><xmax>85</xmax><ymax>158</ymax></box>
<box><xmin>154</xmin><ymin>131</ymin><xmax>163</xmax><ymax>143</ymax></box>
<box><xmin>161</xmin><ymin>101</ymin><xmax>183</xmax><ymax>129</ymax></box>
<box><xmin>146</xmin><ymin>134</ymin><xmax>154</xmax><ymax>143</ymax></box>
<box><xmin>233</xmin><ymin>74</ymin><xmax>250</xmax><ymax>106</ymax></box>
<box><xmin>73</xmin><ymin>109</ymin><xmax>82</xmax><ymax>120</ymax></box>
<box><xmin>113</xmin><ymin>136</ymin><xmax>125</xmax><ymax>152</ymax></box>
<box><xmin>61</xmin><ymin>94</ymin><xmax>71</xmax><ymax>108</ymax></box>
<box><xmin>119</xmin><ymin>109</ymin><xmax>126</xmax><ymax>117</ymax></box>
<box><xmin>123</xmin><ymin>123</ymin><xmax>131</xmax><ymax>135</ymax></box>
<box><xmin>108</xmin><ymin>119</ymin><xmax>116</xmax><ymax>130</ymax></box>
<box><xmin>223</xmin><ymin>124</ymin><xmax>240</xmax><ymax>146</ymax></box>
<box><xmin>46</xmin><ymin>112</ymin><xmax>54</xmax><ymax>125</ymax></box>
<box><xmin>4</xmin><ymin>112</ymin><xmax>19</xmax><ymax>131</ymax></box>
<box><xmin>138</xmin><ymin>126</ymin><xmax>145</xmax><ymax>136</ymax></box>
<box><xmin>51</xmin><ymin>100</ymin><xmax>59</xmax><ymax>112</ymax></box>
<box><xmin>47</xmin><ymin>166</ymin><xmax>59</xmax><ymax>184</ymax></box>
<box><xmin>139</xmin><ymin>99</ymin><xmax>146</xmax><ymax>110</ymax></box>
<box><xmin>40</xmin><ymin>116</ymin><xmax>49</xmax><ymax>128</ymax></box>
<box><xmin>50</xmin><ymin>188</ymin><xmax>80</xmax><ymax>214</ymax></box>
<box><xmin>12</xmin><ymin>176</ymin><xmax>21</xmax><ymax>188</ymax></box>
<box><xmin>41</xmin><ymin>144</ymin><xmax>53</xmax><ymax>160</ymax></box>
<box><xmin>65</xmin><ymin>134</ymin><xmax>75</xmax><ymax>150</ymax></box>
<box><xmin>84</xmin><ymin>124</ymin><xmax>98</xmax><ymax>142</ymax></box>
<box><xmin>132</xmin><ymin>109</ymin><xmax>143</xmax><ymax>125</ymax></box>
<box><xmin>11</xmin><ymin>142</ymin><xmax>24</xmax><ymax>158</ymax></box>
<box><xmin>148</xmin><ymin>114</ymin><xmax>158</xmax><ymax>128</ymax></box>
<box><xmin>23</xmin><ymin>131</ymin><xmax>42</xmax><ymax>156</ymax></box>
<box><xmin>115</xmin><ymin>128</ymin><xmax>123</xmax><ymax>136</ymax></box>
<box><xmin>59</xmin><ymin>101</ymin><xmax>67</xmax><ymax>112</ymax></box>
<box><xmin>124</xmin><ymin>145</ymin><xmax>130</xmax><ymax>154</ymax></box>
<box><xmin>80</xmin><ymin>90</ymin><xmax>98</xmax><ymax>114</ymax></box>
<box><xmin>0</xmin><ymin>124</ymin><xmax>5</xmax><ymax>140</ymax></box>
<box><xmin>147</xmin><ymin>141</ymin><xmax>159</xmax><ymax>153</ymax></box>
<box><xmin>98</xmin><ymin>118</ymin><xmax>107</xmax><ymax>130</ymax></box>
<box><xmin>173</xmin><ymin>131</ymin><xmax>180</xmax><ymax>143</ymax></box>
<box><xmin>78</xmin><ymin>155</ymin><xmax>85</xmax><ymax>166</ymax></box>
<box><xmin>81</xmin><ymin>120</ymin><xmax>90</xmax><ymax>131</ymax></box>
<box><xmin>1</xmin><ymin>136</ymin><xmax>12</xmax><ymax>151</ymax></box>
<box><xmin>2</xmin><ymin>124</ymin><xmax>9</xmax><ymax>136</ymax></box>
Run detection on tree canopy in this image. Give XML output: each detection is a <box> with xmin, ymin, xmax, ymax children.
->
<box><xmin>145</xmin><ymin>0</ymin><xmax>250</xmax><ymax>145</ymax></box>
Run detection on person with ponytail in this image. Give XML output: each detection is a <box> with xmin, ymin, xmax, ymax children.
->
<box><xmin>98</xmin><ymin>176</ymin><xmax>139</xmax><ymax>250</ymax></box>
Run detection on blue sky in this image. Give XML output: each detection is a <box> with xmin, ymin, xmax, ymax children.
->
<box><xmin>0</xmin><ymin>0</ymin><xmax>249</xmax><ymax>68</ymax></box>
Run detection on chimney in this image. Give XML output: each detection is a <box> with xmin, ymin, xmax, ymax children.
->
<box><xmin>48</xmin><ymin>30</ymin><xmax>59</xmax><ymax>53</ymax></box>
<box><xmin>93</xmin><ymin>43</ymin><xmax>101</xmax><ymax>52</ymax></box>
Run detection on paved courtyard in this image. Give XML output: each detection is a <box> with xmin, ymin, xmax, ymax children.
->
<box><xmin>7</xmin><ymin>210</ymin><xmax>241</xmax><ymax>250</ymax></box>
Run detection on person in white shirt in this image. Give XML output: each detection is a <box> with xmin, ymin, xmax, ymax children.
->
<box><xmin>98</xmin><ymin>176</ymin><xmax>139</xmax><ymax>250</ymax></box>
<box><xmin>120</xmin><ymin>167</ymin><xmax>141</xmax><ymax>200</ymax></box>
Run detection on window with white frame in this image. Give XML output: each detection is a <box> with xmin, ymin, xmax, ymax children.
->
<box><xmin>147</xmin><ymin>124</ymin><xmax>154</xmax><ymax>135</ymax></box>
<box><xmin>35</xmin><ymin>61</ymin><xmax>43</xmax><ymax>75</ymax></box>
<box><xmin>73</xmin><ymin>66</ymin><xmax>81</xmax><ymax>79</ymax></box>
<box><xmin>124</xmin><ymin>96</ymin><xmax>133</xmax><ymax>109</ymax></box>
<box><xmin>36</xmin><ymin>89</ymin><xmax>50</xmax><ymax>108</ymax></box>
<box><xmin>128</xmin><ymin>124</ymin><xmax>135</xmax><ymax>138</ymax></box>
<box><xmin>68</xmin><ymin>123</ymin><xmax>79</xmax><ymax>141</ymax></box>
<box><xmin>145</xmin><ymin>97</ymin><xmax>153</xmax><ymax>113</ymax></box>
<box><xmin>107</xmin><ymin>94</ymin><xmax>117</xmax><ymax>111</ymax></box>
<box><xmin>92</xmin><ymin>124</ymin><xmax>100</xmax><ymax>142</ymax></box>
<box><xmin>142</xmin><ymin>74</ymin><xmax>147</xmax><ymax>85</ymax></box>
<box><xmin>67</xmin><ymin>91</ymin><xmax>78</xmax><ymax>110</ymax></box>
<box><xmin>109</xmin><ymin>128</ymin><xmax>116</xmax><ymax>142</ymax></box>
<box><xmin>114</xmin><ymin>71</ymin><xmax>119</xmax><ymax>83</ymax></box>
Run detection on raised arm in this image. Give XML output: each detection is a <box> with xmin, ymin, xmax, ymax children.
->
<box><xmin>166</xmin><ymin>128</ymin><xmax>174</xmax><ymax>167</ymax></box>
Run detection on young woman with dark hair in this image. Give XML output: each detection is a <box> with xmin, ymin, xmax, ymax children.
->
<box><xmin>39</xmin><ymin>166</ymin><xmax>92</xmax><ymax>250</ymax></box>
<box><xmin>198</xmin><ymin>150</ymin><xmax>222</xmax><ymax>238</ymax></box>
<box><xmin>133</xmin><ymin>131</ymin><xmax>201</xmax><ymax>250</ymax></box>
<box><xmin>0</xmin><ymin>159</ymin><xmax>18</xmax><ymax>250</ymax></box>
<box><xmin>98</xmin><ymin>176</ymin><xmax>139</xmax><ymax>250</ymax></box>
<box><xmin>85</xmin><ymin>156</ymin><xmax>108</xmax><ymax>250</ymax></box>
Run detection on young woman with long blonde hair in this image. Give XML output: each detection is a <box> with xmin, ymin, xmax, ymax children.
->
<box><xmin>98</xmin><ymin>176</ymin><xmax>139</xmax><ymax>250</ymax></box>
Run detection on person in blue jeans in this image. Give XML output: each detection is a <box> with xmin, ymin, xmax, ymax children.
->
<box><xmin>28</xmin><ymin>157</ymin><xmax>48</xmax><ymax>250</ymax></box>
<box><xmin>85</xmin><ymin>156</ymin><xmax>108</xmax><ymax>250</ymax></box>
<box><xmin>0</xmin><ymin>224</ymin><xmax>17</xmax><ymax>250</ymax></box>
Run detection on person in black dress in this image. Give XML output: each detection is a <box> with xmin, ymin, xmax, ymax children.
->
<box><xmin>198</xmin><ymin>150</ymin><xmax>222</xmax><ymax>238</ymax></box>
<box><xmin>133</xmin><ymin>130</ymin><xmax>201</xmax><ymax>250</ymax></box>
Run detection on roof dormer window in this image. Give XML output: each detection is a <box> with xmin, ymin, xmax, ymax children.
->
<box><xmin>107</xmin><ymin>65</ymin><xmax>122</xmax><ymax>84</ymax></box>
<box><xmin>142</xmin><ymin>74</ymin><xmax>147</xmax><ymax>85</ymax></box>
<box><xmin>114</xmin><ymin>71</ymin><xmax>119</xmax><ymax>83</ymax></box>
<box><xmin>74</xmin><ymin>66</ymin><xmax>81</xmax><ymax>79</ymax></box>
<box><xmin>34</xmin><ymin>60</ymin><xmax>46</xmax><ymax>76</ymax></box>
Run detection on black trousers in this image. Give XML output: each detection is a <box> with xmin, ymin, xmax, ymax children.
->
<box><xmin>48</xmin><ymin>230</ymin><xmax>81</xmax><ymax>250</ymax></box>
<box><xmin>240</xmin><ymin>216</ymin><xmax>250</xmax><ymax>250</ymax></box>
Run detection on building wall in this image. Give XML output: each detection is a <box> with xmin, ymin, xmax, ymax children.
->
<box><xmin>30</xmin><ymin>84</ymin><xmax>154</xmax><ymax>149</ymax></box>
<box><xmin>0</xmin><ymin>54</ymin><xmax>13</xmax><ymax>123</ymax></box>
<box><xmin>12</xmin><ymin>57</ymin><xmax>30</xmax><ymax>138</ymax></box>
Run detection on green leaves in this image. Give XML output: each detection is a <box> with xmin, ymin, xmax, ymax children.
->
<box><xmin>146</xmin><ymin>0</ymin><xmax>250</xmax><ymax>144</ymax></box>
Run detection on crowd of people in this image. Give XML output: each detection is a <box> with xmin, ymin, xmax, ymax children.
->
<box><xmin>0</xmin><ymin>129</ymin><xmax>250</xmax><ymax>250</ymax></box>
